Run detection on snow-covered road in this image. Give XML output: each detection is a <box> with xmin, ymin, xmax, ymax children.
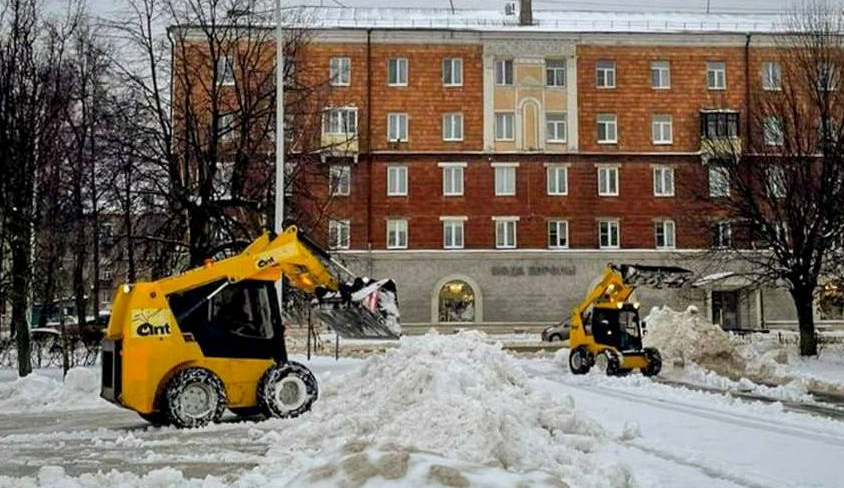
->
<box><xmin>1</xmin><ymin>334</ymin><xmax>843</xmax><ymax>487</ymax></box>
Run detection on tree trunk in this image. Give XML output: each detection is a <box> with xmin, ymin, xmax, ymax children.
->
<box><xmin>11</xmin><ymin>239</ymin><xmax>31</xmax><ymax>376</ymax></box>
<box><xmin>790</xmin><ymin>287</ymin><xmax>818</xmax><ymax>356</ymax></box>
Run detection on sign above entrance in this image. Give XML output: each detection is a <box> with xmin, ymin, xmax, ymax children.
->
<box><xmin>491</xmin><ymin>265</ymin><xmax>576</xmax><ymax>277</ymax></box>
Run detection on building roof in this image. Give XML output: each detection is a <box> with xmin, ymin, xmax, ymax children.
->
<box><xmin>289</xmin><ymin>6</ymin><xmax>787</xmax><ymax>34</ymax></box>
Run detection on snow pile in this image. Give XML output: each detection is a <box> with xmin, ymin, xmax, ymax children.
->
<box><xmin>643</xmin><ymin>306</ymin><xmax>746</xmax><ymax>376</ymax></box>
<box><xmin>0</xmin><ymin>367</ymin><xmax>105</xmax><ymax>412</ymax></box>
<box><xmin>257</xmin><ymin>331</ymin><xmax>633</xmax><ymax>488</ymax></box>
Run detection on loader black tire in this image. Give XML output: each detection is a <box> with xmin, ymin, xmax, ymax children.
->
<box><xmin>163</xmin><ymin>367</ymin><xmax>227</xmax><ymax>429</ymax></box>
<box><xmin>569</xmin><ymin>346</ymin><xmax>593</xmax><ymax>375</ymax></box>
<box><xmin>641</xmin><ymin>348</ymin><xmax>662</xmax><ymax>377</ymax></box>
<box><xmin>596</xmin><ymin>349</ymin><xmax>622</xmax><ymax>376</ymax></box>
<box><xmin>138</xmin><ymin>411</ymin><xmax>170</xmax><ymax>426</ymax></box>
<box><xmin>258</xmin><ymin>361</ymin><xmax>318</xmax><ymax>419</ymax></box>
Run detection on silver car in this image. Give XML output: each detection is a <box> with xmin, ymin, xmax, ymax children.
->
<box><xmin>541</xmin><ymin>321</ymin><xmax>571</xmax><ymax>342</ymax></box>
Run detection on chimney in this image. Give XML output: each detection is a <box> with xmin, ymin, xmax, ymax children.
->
<box><xmin>519</xmin><ymin>0</ymin><xmax>533</xmax><ymax>26</ymax></box>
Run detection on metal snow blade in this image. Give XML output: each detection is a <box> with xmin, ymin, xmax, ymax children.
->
<box><xmin>613</xmin><ymin>264</ymin><xmax>694</xmax><ymax>289</ymax></box>
<box><xmin>313</xmin><ymin>279</ymin><xmax>401</xmax><ymax>339</ymax></box>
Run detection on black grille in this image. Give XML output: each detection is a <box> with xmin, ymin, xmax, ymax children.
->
<box><xmin>100</xmin><ymin>339</ymin><xmax>122</xmax><ymax>404</ymax></box>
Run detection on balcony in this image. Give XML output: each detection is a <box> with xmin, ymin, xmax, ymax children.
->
<box><xmin>700</xmin><ymin>110</ymin><xmax>741</xmax><ymax>160</ymax></box>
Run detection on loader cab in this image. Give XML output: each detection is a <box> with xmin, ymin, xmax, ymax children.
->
<box><xmin>590</xmin><ymin>303</ymin><xmax>643</xmax><ymax>352</ymax></box>
<box><xmin>167</xmin><ymin>279</ymin><xmax>288</xmax><ymax>362</ymax></box>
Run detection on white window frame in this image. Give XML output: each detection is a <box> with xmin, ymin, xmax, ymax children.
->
<box><xmin>329</xmin><ymin>57</ymin><xmax>351</xmax><ymax>86</ymax></box>
<box><xmin>764</xmin><ymin>116</ymin><xmax>784</xmax><ymax>146</ymax></box>
<box><xmin>650</xmin><ymin>60</ymin><xmax>671</xmax><ymax>89</ymax></box>
<box><xmin>762</xmin><ymin>61</ymin><xmax>782</xmax><ymax>91</ymax></box>
<box><xmin>442</xmin><ymin>113</ymin><xmax>464</xmax><ymax>142</ymax></box>
<box><xmin>387</xmin><ymin>113</ymin><xmax>408</xmax><ymax>142</ymax></box>
<box><xmin>219</xmin><ymin>113</ymin><xmax>235</xmax><ymax>142</ymax></box>
<box><xmin>386</xmin><ymin>165</ymin><xmax>408</xmax><ymax>196</ymax></box>
<box><xmin>652</xmin><ymin>114</ymin><xmax>673</xmax><ymax>145</ymax></box>
<box><xmin>493</xmin><ymin>217</ymin><xmax>518</xmax><ymax>249</ymax></box>
<box><xmin>597</xmin><ymin>114</ymin><xmax>617</xmax><ymax>144</ymax></box>
<box><xmin>440</xmin><ymin>217</ymin><xmax>466</xmax><ymax>249</ymax></box>
<box><xmin>546</xmin><ymin>164</ymin><xmax>568</xmax><ymax>196</ymax></box>
<box><xmin>329</xmin><ymin>165</ymin><xmax>351</xmax><ymax>196</ymax></box>
<box><xmin>217</xmin><ymin>55</ymin><xmax>235</xmax><ymax>86</ymax></box>
<box><xmin>493</xmin><ymin>163</ymin><xmax>517</xmax><ymax>196</ymax></box>
<box><xmin>548</xmin><ymin>220</ymin><xmax>569</xmax><ymax>249</ymax></box>
<box><xmin>655</xmin><ymin>219</ymin><xmax>676</xmax><ymax>249</ymax></box>
<box><xmin>495</xmin><ymin>59</ymin><xmax>514</xmax><ymax>86</ymax></box>
<box><xmin>388</xmin><ymin>57</ymin><xmax>408</xmax><ymax>87</ymax></box>
<box><xmin>546</xmin><ymin>112</ymin><xmax>567</xmax><ymax>143</ymax></box>
<box><xmin>443</xmin><ymin>58</ymin><xmax>463</xmax><ymax>86</ymax></box>
<box><xmin>495</xmin><ymin>112</ymin><xmax>515</xmax><ymax>141</ymax></box>
<box><xmin>596</xmin><ymin>60</ymin><xmax>616</xmax><ymax>88</ymax></box>
<box><xmin>323</xmin><ymin>107</ymin><xmax>358</xmax><ymax>136</ymax></box>
<box><xmin>329</xmin><ymin>219</ymin><xmax>351</xmax><ymax>250</ymax></box>
<box><xmin>709</xmin><ymin>165</ymin><xmax>731</xmax><ymax>197</ymax></box>
<box><xmin>386</xmin><ymin>218</ymin><xmax>408</xmax><ymax>249</ymax></box>
<box><xmin>653</xmin><ymin>166</ymin><xmax>675</xmax><ymax>197</ymax></box>
<box><xmin>707</xmin><ymin>61</ymin><xmax>727</xmax><ymax>90</ymax></box>
<box><xmin>439</xmin><ymin>162</ymin><xmax>465</xmax><ymax>197</ymax></box>
<box><xmin>598</xmin><ymin>219</ymin><xmax>620</xmax><ymax>249</ymax></box>
<box><xmin>712</xmin><ymin>221</ymin><xmax>732</xmax><ymax>249</ymax></box>
<box><xmin>767</xmin><ymin>165</ymin><xmax>787</xmax><ymax>198</ymax></box>
<box><xmin>546</xmin><ymin>59</ymin><xmax>566</xmax><ymax>87</ymax></box>
<box><xmin>597</xmin><ymin>166</ymin><xmax>619</xmax><ymax>196</ymax></box>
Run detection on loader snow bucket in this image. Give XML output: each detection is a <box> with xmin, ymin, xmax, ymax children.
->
<box><xmin>613</xmin><ymin>264</ymin><xmax>694</xmax><ymax>289</ymax></box>
<box><xmin>313</xmin><ymin>278</ymin><xmax>401</xmax><ymax>339</ymax></box>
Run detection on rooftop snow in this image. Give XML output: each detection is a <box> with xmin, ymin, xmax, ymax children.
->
<box><xmin>287</xmin><ymin>6</ymin><xmax>787</xmax><ymax>34</ymax></box>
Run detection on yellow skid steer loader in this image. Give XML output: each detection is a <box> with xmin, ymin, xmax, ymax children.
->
<box><xmin>100</xmin><ymin>223</ymin><xmax>399</xmax><ymax>428</ymax></box>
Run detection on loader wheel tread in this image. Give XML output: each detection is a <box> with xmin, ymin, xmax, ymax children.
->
<box><xmin>258</xmin><ymin>361</ymin><xmax>318</xmax><ymax>419</ymax></box>
<box><xmin>569</xmin><ymin>346</ymin><xmax>593</xmax><ymax>375</ymax></box>
<box><xmin>601</xmin><ymin>350</ymin><xmax>622</xmax><ymax>377</ymax></box>
<box><xmin>641</xmin><ymin>347</ymin><xmax>663</xmax><ymax>377</ymax></box>
<box><xmin>164</xmin><ymin>367</ymin><xmax>226</xmax><ymax>429</ymax></box>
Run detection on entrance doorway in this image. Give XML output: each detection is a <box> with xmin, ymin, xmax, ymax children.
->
<box><xmin>712</xmin><ymin>291</ymin><xmax>740</xmax><ymax>330</ymax></box>
<box><xmin>438</xmin><ymin>280</ymin><xmax>476</xmax><ymax>323</ymax></box>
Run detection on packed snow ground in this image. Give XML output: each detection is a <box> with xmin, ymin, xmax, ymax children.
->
<box><xmin>1</xmin><ymin>331</ymin><xmax>844</xmax><ymax>487</ymax></box>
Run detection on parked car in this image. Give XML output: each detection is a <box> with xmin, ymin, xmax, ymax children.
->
<box><xmin>541</xmin><ymin>321</ymin><xmax>571</xmax><ymax>342</ymax></box>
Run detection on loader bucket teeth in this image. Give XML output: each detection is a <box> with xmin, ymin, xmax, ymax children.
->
<box><xmin>314</xmin><ymin>278</ymin><xmax>401</xmax><ymax>339</ymax></box>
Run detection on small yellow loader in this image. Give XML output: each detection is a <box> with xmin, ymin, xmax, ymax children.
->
<box><xmin>567</xmin><ymin>264</ymin><xmax>692</xmax><ymax>377</ymax></box>
<box><xmin>100</xmin><ymin>223</ymin><xmax>399</xmax><ymax>428</ymax></box>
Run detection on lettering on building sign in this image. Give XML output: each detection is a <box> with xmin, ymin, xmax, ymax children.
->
<box><xmin>491</xmin><ymin>265</ymin><xmax>576</xmax><ymax>277</ymax></box>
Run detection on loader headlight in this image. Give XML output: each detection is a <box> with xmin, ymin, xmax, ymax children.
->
<box><xmin>633</xmin><ymin>302</ymin><xmax>640</xmax><ymax>309</ymax></box>
<box><xmin>122</xmin><ymin>284</ymin><xmax>132</xmax><ymax>294</ymax></box>
<box><xmin>616</xmin><ymin>302</ymin><xmax>624</xmax><ymax>309</ymax></box>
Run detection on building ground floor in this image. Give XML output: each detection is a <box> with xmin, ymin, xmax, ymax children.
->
<box><xmin>338</xmin><ymin>250</ymin><xmax>843</xmax><ymax>333</ymax></box>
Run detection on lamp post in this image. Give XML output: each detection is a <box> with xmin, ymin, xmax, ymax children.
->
<box><xmin>274</xmin><ymin>0</ymin><xmax>285</xmax><ymax>234</ymax></box>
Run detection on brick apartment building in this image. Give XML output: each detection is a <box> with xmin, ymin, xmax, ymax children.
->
<box><xmin>208</xmin><ymin>5</ymin><xmax>841</xmax><ymax>330</ymax></box>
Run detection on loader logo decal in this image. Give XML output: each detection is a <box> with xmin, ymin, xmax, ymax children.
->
<box><xmin>256</xmin><ymin>255</ymin><xmax>277</xmax><ymax>269</ymax></box>
<box><xmin>131</xmin><ymin>309</ymin><xmax>172</xmax><ymax>338</ymax></box>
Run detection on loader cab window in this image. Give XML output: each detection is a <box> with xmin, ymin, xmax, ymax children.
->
<box><xmin>591</xmin><ymin>306</ymin><xmax>643</xmax><ymax>352</ymax></box>
<box><xmin>210</xmin><ymin>284</ymin><xmax>275</xmax><ymax>339</ymax></box>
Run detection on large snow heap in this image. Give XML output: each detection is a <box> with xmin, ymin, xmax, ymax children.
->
<box><xmin>262</xmin><ymin>331</ymin><xmax>634</xmax><ymax>488</ymax></box>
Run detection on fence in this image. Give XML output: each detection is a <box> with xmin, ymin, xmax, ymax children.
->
<box><xmin>0</xmin><ymin>334</ymin><xmax>101</xmax><ymax>370</ymax></box>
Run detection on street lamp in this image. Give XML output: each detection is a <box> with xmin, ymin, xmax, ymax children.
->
<box><xmin>274</xmin><ymin>0</ymin><xmax>285</xmax><ymax>234</ymax></box>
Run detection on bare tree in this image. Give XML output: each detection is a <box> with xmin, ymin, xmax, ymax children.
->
<box><xmin>692</xmin><ymin>1</ymin><xmax>844</xmax><ymax>356</ymax></box>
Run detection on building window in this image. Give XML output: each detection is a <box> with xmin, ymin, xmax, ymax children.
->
<box><xmin>494</xmin><ymin>218</ymin><xmax>518</xmax><ymax>249</ymax></box>
<box><xmin>443</xmin><ymin>58</ymin><xmax>463</xmax><ymax>86</ymax></box>
<box><xmin>388</xmin><ymin>58</ymin><xmax>408</xmax><ymax>86</ymax></box>
<box><xmin>219</xmin><ymin>113</ymin><xmax>235</xmax><ymax>142</ymax></box>
<box><xmin>547</xmin><ymin>165</ymin><xmax>568</xmax><ymax>195</ymax></box>
<box><xmin>217</xmin><ymin>55</ymin><xmax>235</xmax><ymax>85</ymax></box>
<box><xmin>709</xmin><ymin>164</ymin><xmax>730</xmax><ymax>197</ymax></box>
<box><xmin>818</xmin><ymin>62</ymin><xmax>838</xmax><ymax>92</ymax></box>
<box><xmin>653</xmin><ymin>166</ymin><xmax>675</xmax><ymax>197</ymax></box>
<box><xmin>213</xmin><ymin>161</ymin><xmax>234</xmax><ymax>198</ymax></box>
<box><xmin>386</xmin><ymin>165</ymin><xmax>408</xmax><ymax>196</ymax></box>
<box><xmin>494</xmin><ymin>165</ymin><xmax>517</xmax><ymax>196</ymax></box>
<box><xmin>598</xmin><ymin>220</ymin><xmax>620</xmax><ymax>249</ymax></box>
<box><xmin>495</xmin><ymin>112</ymin><xmax>515</xmax><ymax>141</ymax></box>
<box><xmin>546</xmin><ymin>113</ymin><xmax>567</xmax><ymax>143</ymax></box>
<box><xmin>439</xmin><ymin>280</ymin><xmax>475</xmax><ymax>323</ymax></box>
<box><xmin>596</xmin><ymin>59</ymin><xmax>616</xmax><ymax>88</ymax></box>
<box><xmin>442</xmin><ymin>218</ymin><xmax>465</xmax><ymax>249</ymax></box>
<box><xmin>329</xmin><ymin>219</ymin><xmax>350</xmax><ymax>250</ymax></box>
<box><xmin>652</xmin><ymin>115</ymin><xmax>673</xmax><ymax>145</ymax></box>
<box><xmin>712</xmin><ymin>221</ymin><xmax>731</xmax><ymax>248</ymax></box>
<box><xmin>763</xmin><ymin>116</ymin><xmax>784</xmax><ymax>146</ymax></box>
<box><xmin>651</xmin><ymin>60</ymin><xmax>670</xmax><ymax>89</ymax></box>
<box><xmin>441</xmin><ymin>163</ymin><xmax>465</xmax><ymax>196</ymax></box>
<box><xmin>495</xmin><ymin>59</ymin><xmax>514</xmax><ymax>86</ymax></box>
<box><xmin>387</xmin><ymin>113</ymin><xmax>408</xmax><ymax>142</ymax></box>
<box><xmin>762</xmin><ymin>61</ymin><xmax>782</xmax><ymax>90</ymax></box>
<box><xmin>386</xmin><ymin>219</ymin><xmax>408</xmax><ymax>249</ymax></box>
<box><xmin>597</xmin><ymin>114</ymin><xmax>617</xmax><ymax>144</ymax></box>
<box><xmin>655</xmin><ymin>220</ymin><xmax>676</xmax><ymax>249</ymax></box>
<box><xmin>329</xmin><ymin>57</ymin><xmax>350</xmax><ymax>86</ymax></box>
<box><xmin>323</xmin><ymin>108</ymin><xmax>358</xmax><ymax>136</ymax></box>
<box><xmin>701</xmin><ymin>111</ymin><xmax>739</xmax><ymax>139</ymax></box>
<box><xmin>329</xmin><ymin>165</ymin><xmax>351</xmax><ymax>196</ymax></box>
<box><xmin>546</xmin><ymin>59</ymin><xmax>566</xmax><ymax>87</ymax></box>
<box><xmin>548</xmin><ymin>220</ymin><xmax>569</xmax><ymax>249</ymax></box>
<box><xmin>707</xmin><ymin>61</ymin><xmax>726</xmax><ymax>90</ymax></box>
<box><xmin>767</xmin><ymin>165</ymin><xmax>787</xmax><ymax>198</ymax></box>
<box><xmin>597</xmin><ymin>166</ymin><xmax>619</xmax><ymax>196</ymax></box>
<box><xmin>442</xmin><ymin>113</ymin><xmax>464</xmax><ymax>141</ymax></box>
